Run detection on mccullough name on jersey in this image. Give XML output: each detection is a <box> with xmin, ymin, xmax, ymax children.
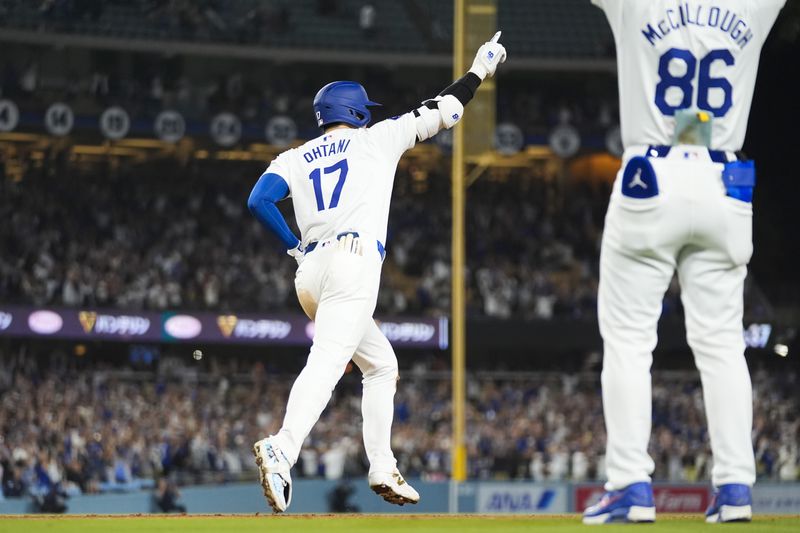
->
<box><xmin>641</xmin><ymin>3</ymin><xmax>755</xmax><ymax>50</ymax></box>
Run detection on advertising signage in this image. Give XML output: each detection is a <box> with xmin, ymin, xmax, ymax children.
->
<box><xmin>574</xmin><ymin>484</ymin><xmax>712</xmax><ymax>514</ymax></box>
<box><xmin>0</xmin><ymin>306</ymin><xmax>448</xmax><ymax>350</ymax></box>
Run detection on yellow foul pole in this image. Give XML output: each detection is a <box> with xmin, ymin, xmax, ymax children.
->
<box><xmin>451</xmin><ymin>0</ymin><xmax>467</xmax><ymax>484</ymax></box>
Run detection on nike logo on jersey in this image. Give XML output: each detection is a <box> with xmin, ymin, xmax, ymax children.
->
<box><xmin>303</xmin><ymin>139</ymin><xmax>351</xmax><ymax>163</ymax></box>
<box><xmin>642</xmin><ymin>3</ymin><xmax>754</xmax><ymax>50</ymax></box>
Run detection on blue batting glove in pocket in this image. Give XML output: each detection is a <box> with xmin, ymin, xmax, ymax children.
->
<box><xmin>722</xmin><ymin>160</ymin><xmax>755</xmax><ymax>203</ymax></box>
<box><xmin>621</xmin><ymin>156</ymin><xmax>659</xmax><ymax>199</ymax></box>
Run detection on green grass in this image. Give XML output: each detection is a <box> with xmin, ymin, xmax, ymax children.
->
<box><xmin>0</xmin><ymin>515</ymin><xmax>798</xmax><ymax>533</ymax></box>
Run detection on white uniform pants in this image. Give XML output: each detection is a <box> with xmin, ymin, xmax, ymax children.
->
<box><xmin>274</xmin><ymin>239</ymin><xmax>399</xmax><ymax>475</ymax></box>
<box><xmin>599</xmin><ymin>146</ymin><xmax>755</xmax><ymax>490</ymax></box>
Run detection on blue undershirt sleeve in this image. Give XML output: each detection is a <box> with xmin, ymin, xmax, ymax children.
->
<box><xmin>247</xmin><ymin>172</ymin><xmax>300</xmax><ymax>250</ymax></box>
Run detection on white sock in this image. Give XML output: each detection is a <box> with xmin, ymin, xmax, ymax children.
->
<box><xmin>362</xmin><ymin>377</ymin><xmax>398</xmax><ymax>474</ymax></box>
<box><xmin>275</xmin><ymin>358</ymin><xmax>346</xmax><ymax>465</ymax></box>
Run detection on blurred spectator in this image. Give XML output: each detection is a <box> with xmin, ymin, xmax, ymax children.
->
<box><xmin>359</xmin><ymin>4</ymin><xmax>376</xmax><ymax>38</ymax></box>
<box><xmin>19</xmin><ymin>61</ymin><xmax>38</xmax><ymax>96</ymax></box>
<box><xmin>328</xmin><ymin>481</ymin><xmax>359</xmax><ymax>513</ymax></box>
<box><xmin>32</xmin><ymin>483</ymin><xmax>68</xmax><ymax>513</ymax></box>
<box><xmin>154</xmin><ymin>478</ymin><xmax>186</xmax><ymax>513</ymax></box>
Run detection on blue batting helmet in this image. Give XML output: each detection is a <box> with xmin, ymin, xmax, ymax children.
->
<box><xmin>313</xmin><ymin>81</ymin><xmax>381</xmax><ymax>129</ymax></box>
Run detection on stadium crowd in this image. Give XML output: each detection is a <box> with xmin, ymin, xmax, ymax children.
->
<box><xmin>0</xmin><ymin>159</ymin><xmax>616</xmax><ymax>320</ymax></box>
<box><xmin>0</xmin><ymin>157</ymin><xmax>773</xmax><ymax>319</ymax></box>
<box><xmin>0</xmin><ymin>352</ymin><xmax>797</xmax><ymax>500</ymax></box>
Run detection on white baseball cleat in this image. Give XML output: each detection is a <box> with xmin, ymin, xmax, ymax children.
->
<box><xmin>368</xmin><ymin>469</ymin><xmax>420</xmax><ymax>506</ymax></box>
<box><xmin>253</xmin><ymin>437</ymin><xmax>293</xmax><ymax>513</ymax></box>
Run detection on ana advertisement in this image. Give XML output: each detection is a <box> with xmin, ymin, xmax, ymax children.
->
<box><xmin>476</xmin><ymin>484</ymin><xmax>568</xmax><ymax>514</ymax></box>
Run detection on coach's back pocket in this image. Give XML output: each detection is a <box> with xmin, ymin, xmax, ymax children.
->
<box><xmin>621</xmin><ymin>156</ymin><xmax>659</xmax><ymax>199</ymax></box>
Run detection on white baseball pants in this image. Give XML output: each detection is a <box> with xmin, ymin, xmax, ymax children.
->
<box><xmin>273</xmin><ymin>237</ymin><xmax>399</xmax><ymax>475</ymax></box>
<box><xmin>599</xmin><ymin>146</ymin><xmax>756</xmax><ymax>491</ymax></box>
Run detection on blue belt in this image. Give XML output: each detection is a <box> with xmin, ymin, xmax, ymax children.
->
<box><xmin>646</xmin><ymin>145</ymin><xmax>734</xmax><ymax>164</ymax></box>
<box><xmin>645</xmin><ymin>145</ymin><xmax>754</xmax><ymax>202</ymax></box>
<box><xmin>305</xmin><ymin>232</ymin><xmax>386</xmax><ymax>260</ymax></box>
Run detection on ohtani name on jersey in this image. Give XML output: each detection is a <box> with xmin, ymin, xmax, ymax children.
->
<box><xmin>303</xmin><ymin>139</ymin><xmax>351</xmax><ymax>163</ymax></box>
<box><xmin>642</xmin><ymin>3</ymin><xmax>754</xmax><ymax>50</ymax></box>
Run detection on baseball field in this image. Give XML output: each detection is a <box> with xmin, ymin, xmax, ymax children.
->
<box><xmin>1</xmin><ymin>514</ymin><xmax>799</xmax><ymax>532</ymax></box>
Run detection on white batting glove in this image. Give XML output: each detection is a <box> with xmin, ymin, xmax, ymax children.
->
<box><xmin>336</xmin><ymin>233</ymin><xmax>363</xmax><ymax>256</ymax></box>
<box><xmin>287</xmin><ymin>243</ymin><xmax>304</xmax><ymax>266</ymax></box>
<box><xmin>469</xmin><ymin>31</ymin><xmax>507</xmax><ymax>80</ymax></box>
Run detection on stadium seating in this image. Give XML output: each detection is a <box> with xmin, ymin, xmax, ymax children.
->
<box><xmin>0</xmin><ymin>161</ymin><xmax>610</xmax><ymax>318</ymax></box>
<box><xmin>417</xmin><ymin>0</ymin><xmax>612</xmax><ymax>58</ymax></box>
<box><xmin>0</xmin><ymin>0</ymin><xmax>612</xmax><ymax>58</ymax></box>
<box><xmin>0</xmin><ymin>351</ymin><xmax>795</xmax><ymax>499</ymax></box>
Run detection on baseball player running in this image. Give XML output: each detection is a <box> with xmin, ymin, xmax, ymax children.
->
<box><xmin>247</xmin><ymin>34</ymin><xmax>506</xmax><ymax>513</ymax></box>
<box><xmin>585</xmin><ymin>0</ymin><xmax>786</xmax><ymax>525</ymax></box>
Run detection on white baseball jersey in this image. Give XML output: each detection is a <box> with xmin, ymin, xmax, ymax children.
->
<box><xmin>592</xmin><ymin>0</ymin><xmax>785</xmax><ymax>151</ymax></box>
<box><xmin>265</xmin><ymin>114</ymin><xmax>417</xmax><ymax>247</ymax></box>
